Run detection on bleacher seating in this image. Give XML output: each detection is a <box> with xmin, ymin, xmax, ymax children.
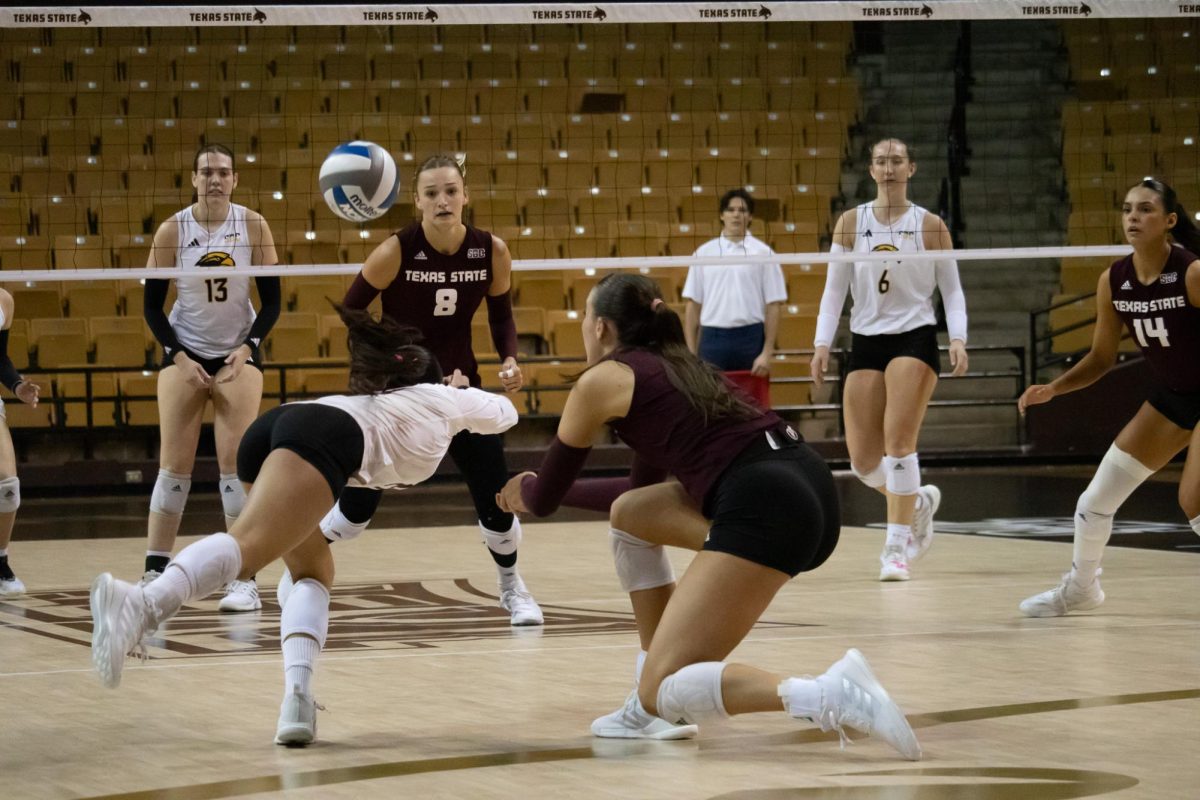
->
<box><xmin>0</xmin><ymin>19</ymin><xmax>871</xmax><ymax>430</ymax></box>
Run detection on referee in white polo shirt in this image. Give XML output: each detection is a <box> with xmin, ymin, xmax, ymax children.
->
<box><xmin>682</xmin><ymin>189</ymin><xmax>788</xmax><ymax>375</ymax></box>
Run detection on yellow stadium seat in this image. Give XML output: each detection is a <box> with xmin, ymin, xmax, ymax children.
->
<box><xmin>65</xmin><ymin>283</ymin><xmax>120</xmax><ymax>317</ymax></box>
<box><xmin>514</xmin><ymin>274</ymin><xmax>566</xmax><ymax>310</ymax></box>
<box><xmin>119</xmin><ymin>372</ymin><xmax>159</xmax><ymax>426</ymax></box>
<box><xmin>266</xmin><ymin>326</ymin><xmax>322</xmax><ymax>362</ymax></box>
<box><xmin>36</xmin><ymin>332</ymin><xmax>90</xmax><ymax>368</ymax></box>
<box><xmin>11</xmin><ymin>287</ymin><xmax>63</xmax><ymax>320</ymax></box>
<box><xmin>57</xmin><ymin>372</ymin><xmax>120</xmax><ymax>428</ymax></box>
<box><xmin>93</xmin><ymin>332</ymin><xmax>149</xmax><ymax>368</ymax></box>
<box><xmin>767</xmin><ymin>357</ymin><xmax>812</xmax><ymax>408</ymax></box>
<box><xmin>776</xmin><ymin>310</ymin><xmax>818</xmax><ymax>351</ymax></box>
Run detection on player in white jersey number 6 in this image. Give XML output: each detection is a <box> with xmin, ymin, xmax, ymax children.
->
<box><xmin>89</xmin><ymin>305</ymin><xmax>519</xmax><ymax>746</ymax></box>
<box><xmin>811</xmin><ymin>138</ymin><xmax>969</xmax><ymax>582</ymax></box>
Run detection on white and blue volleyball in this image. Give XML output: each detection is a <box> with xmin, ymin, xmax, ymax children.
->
<box><xmin>319</xmin><ymin>141</ymin><xmax>400</xmax><ymax>223</ymax></box>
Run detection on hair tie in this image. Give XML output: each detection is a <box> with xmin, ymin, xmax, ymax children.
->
<box><xmin>650</xmin><ymin>298</ymin><xmax>664</xmax><ymax>311</ymax></box>
<box><xmin>394</xmin><ymin>353</ymin><xmax>405</xmax><ymax>363</ymax></box>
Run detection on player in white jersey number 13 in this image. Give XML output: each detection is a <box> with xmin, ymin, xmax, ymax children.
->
<box><xmin>140</xmin><ymin>144</ymin><xmax>282</xmax><ymax>612</ymax></box>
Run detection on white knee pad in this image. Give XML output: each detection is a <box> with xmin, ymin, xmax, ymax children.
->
<box><xmin>320</xmin><ymin>503</ymin><xmax>370</xmax><ymax>542</ymax></box>
<box><xmin>883</xmin><ymin>453</ymin><xmax>920</xmax><ymax>496</ymax></box>
<box><xmin>218</xmin><ymin>473</ymin><xmax>245</xmax><ymax>521</ymax></box>
<box><xmin>480</xmin><ymin>516</ymin><xmax>521</xmax><ymax>556</ymax></box>
<box><xmin>850</xmin><ymin>460</ymin><xmax>886</xmax><ymax>489</ymax></box>
<box><xmin>656</xmin><ymin>662</ymin><xmax>729</xmax><ymax>726</ymax></box>
<box><xmin>281</xmin><ymin>578</ymin><xmax>330</xmax><ymax>648</ymax></box>
<box><xmin>610</xmin><ymin>528</ymin><xmax>675</xmax><ymax>593</ymax></box>
<box><xmin>1073</xmin><ymin>444</ymin><xmax>1155</xmax><ymax>564</ymax></box>
<box><xmin>0</xmin><ymin>476</ymin><xmax>19</xmax><ymax>513</ymax></box>
<box><xmin>1078</xmin><ymin>444</ymin><xmax>1154</xmax><ymax>517</ymax></box>
<box><xmin>150</xmin><ymin>469</ymin><xmax>192</xmax><ymax>517</ymax></box>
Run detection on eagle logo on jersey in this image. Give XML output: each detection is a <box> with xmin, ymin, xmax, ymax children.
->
<box><xmin>196</xmin><ymin>252</ymin><xmax>235</xmax><ymax>267</ymax></box>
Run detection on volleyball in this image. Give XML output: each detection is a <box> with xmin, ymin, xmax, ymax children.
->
<box><xmin>318</xmin><ymin>141</ymin><xmax>401</xmax><ymax>223</ymax></box>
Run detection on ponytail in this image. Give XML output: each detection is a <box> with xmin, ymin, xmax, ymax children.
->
<box><xmin>590</xmin><ymin>273</ymin><xmax>759</xmax><ymax>423</ymax></box>
<box><xmin>333</xmin><ymin>303</ymin><xmax>439</xmax><ymax>395</ymax></box>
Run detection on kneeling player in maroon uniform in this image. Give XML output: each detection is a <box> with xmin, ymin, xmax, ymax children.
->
<box><xmin>498</xmin><ymin>273</ymin><xmax>921</xmax><ymax>760</ymax></box>
<box><xmin>1019</xmin><ymin>178</ymin><xmax>1200</xmax><ymax>616</ymax></box>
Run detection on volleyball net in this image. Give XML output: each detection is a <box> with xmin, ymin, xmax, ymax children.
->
<box><xmin>0</xmin><ymin>2</ymin><xmax>1195</xmax><ymax>381</ymax></box>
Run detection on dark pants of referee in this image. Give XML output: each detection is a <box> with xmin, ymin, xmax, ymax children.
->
<box><xmin>698</xmin><ymin>323</ymin><xmax>764</xmax><ymax>372</ymax></box>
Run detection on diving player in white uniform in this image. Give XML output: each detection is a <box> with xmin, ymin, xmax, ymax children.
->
<box><xmin>141</xmin><ymin>144</ymin><xmax>281</xmax><ymax>612</ymax></box>
<box><xmin>810</xmin><ymin>138</ymin><xmax>969</xmax><ymax>581</ymax></box>
<box><xmin>90</xmin><ymin>305</ymin><xmax>519</xmax><ymax>746</ymax></box>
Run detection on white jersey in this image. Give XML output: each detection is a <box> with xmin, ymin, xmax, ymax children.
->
<box><xmin>168</xmin><ymin>203</ymin><xmax>257</xmax><ymax>359</ymax></box>
<box><xmin>308</xmin><ymin>384</ymin><xmax>517</xmax><ymax>490</ymax></box>
<box><xmin>682</xmin><ymin>233</ymin><xmax>787</xmax><ymax>327</ymax></box>
<box><xmin>846</xmin><ymin>202</ymin><xmax>938</xmax><ymax>336</ymax></box>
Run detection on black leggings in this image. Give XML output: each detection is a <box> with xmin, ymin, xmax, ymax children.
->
<box><xmin>336</xmin><ymin>430</ymin><xmax>513</xmax><ymax>531</ymax></box>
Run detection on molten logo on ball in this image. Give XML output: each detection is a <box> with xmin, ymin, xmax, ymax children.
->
<box><xmin>319</xmin><ymin>141</ymin><xmax>400</xmax><ymax>223</ymax></box>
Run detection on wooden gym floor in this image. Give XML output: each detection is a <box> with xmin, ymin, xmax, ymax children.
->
<box><xmin>1</xmin><ymin>467</ymin><xmax>1197</xmax><ymax>799</ymax></box>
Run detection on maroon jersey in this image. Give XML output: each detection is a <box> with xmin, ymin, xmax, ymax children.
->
<box><xmin>379</xmin><ymin>222</ymin><xmax>495</xmax><ymax>386</ymax></box>
<box><xmin>607</xmin><ymin>349</ymin><xmax>785</xmax><ymax>506</ymax></box>
<box><xmin>1109</xmin><ymin>245</ymin><xmax>1200</xmax><ymax>393</ymax></box>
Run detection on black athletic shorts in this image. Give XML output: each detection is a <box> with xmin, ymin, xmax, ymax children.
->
<box><xmin>1149</xmin><ymin>385</ymin><xmax>1200</xmax><ymax>431</ymax></box>
<box><xmin>236</xmin><ymin>403</ymin><xmax>365</xmax><ymax>499</ymax></box>
<box><xmin>701</xmin><ymin>424</ymin><xmax>841</xmax><ymax>577</ymax></box>
<box><xmin>847</xmin><ymin>325</ymin><xmax>941</xmax><ymax>376</ymax></box>
<box><xmin>162</xmin><ymin>345</ymin><xmax>262</xmax><ymax>377</ymax></box>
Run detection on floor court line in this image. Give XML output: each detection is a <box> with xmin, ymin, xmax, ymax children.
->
<box><xmin>72</xmin><ymin>688</ymin><xmax>1200</xmax><ymax>800</ymax></box>
<box><xmin>4</xmin><ymin>620</ymin><xmax>1196</xmax><ymax>680</ymax></box>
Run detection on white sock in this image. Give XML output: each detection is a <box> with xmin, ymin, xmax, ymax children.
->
<box><xmin>885</xmin><ymin>523</ymin><xmax>911</xmax><ymax>549</ymax></box>
<box><xmin>1190</xmin><ymin>513</ymin><xmax>1200</xmax><ymax>537</ymax></box>
<box><xmin>1073</xmin><ymin>559</ymin><xmax>1103</xmax><ymax>586</ymax></box>
<box><xmin>1071</xmin><ymin>509</ymin><xmax>1113</xmax><ymax>576</ymax></box>
<box><xmin>779</xmin><ymin>676</ymin><xmax>823</xmax><ymax>718</ymax></box>
<box><xmin>496</xmin><ymin>564</ymin><xmax>521</xmax><ymax>589</ymax></box>
<box><xmin>143</xmin><ymin>532</ymin><xmax>241</xmax><ymax>623</ymax></box>
<box><xmin>0</xmin><ymin>548</ymin><xmax>7</xmax><ymax>558</ymax></box>
<box><xmin>282</xmin><ymin>635</ymin><xmax>320</xmax><ymax>698</ymax></box>
<box><xmin>280</xmin><ymin>578</ymin><xmax>330</xmax><ymax>699</ymax></box>
<box><xmin>635</xmin><ymin>650</ymin><xmax>647</xmax><ymax>685</ymax></box>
